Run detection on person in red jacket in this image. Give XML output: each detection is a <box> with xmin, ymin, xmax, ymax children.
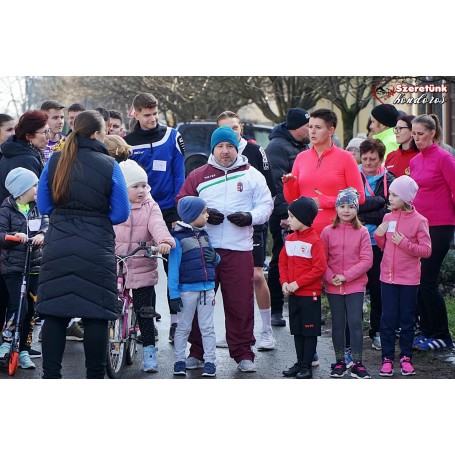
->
<box><xmin>320</xmin><ymin>188</ymin><xmax>373</xmax><ymax>379</ymax></box>
<box><xmin>279</xmin><ymin>197</ymin><xmax>327</xmax><ymax>379</ymax></box>
<box><xmin>374</xmin><ymin>176</ymin><xmax>431</xmax><ymax>377</ymax></box>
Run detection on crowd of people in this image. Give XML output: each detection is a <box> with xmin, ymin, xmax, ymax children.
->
<box><xmin>0</xmin><ymin>96</ymin><xmax>454</xmax><ymax>379</ymax></box>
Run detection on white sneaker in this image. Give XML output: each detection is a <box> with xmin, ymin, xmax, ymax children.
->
<box><xmin>237</xmin><ymin>359</ymin><xmax>257</xmax><ymax>372</ymax></box>
<box><xmin>257</xmin><ymin>330</ymin><xmax>276</xmax><ymax>351</ymax></box>
<box><xmin>185</xmin><ymin>356</ymin><xmax>204</xmax><ymax>369</ymax></box>
<box><xmin>372</xmin><ymin>335</ymin><xmax>382</xmax><ymax>351</ymax></box>
<box><xmin>216</xmin><ymin>336</ymin><xmax>229</xmax><ymax>348</ymax></box>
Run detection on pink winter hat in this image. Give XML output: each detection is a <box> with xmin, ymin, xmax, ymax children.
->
<box><xmin>389</xmin><ymin>175</ymin><xmax>419</xmax><ymax>204</ymax></box>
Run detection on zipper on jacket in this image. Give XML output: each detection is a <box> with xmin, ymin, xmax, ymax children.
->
<box><xmin>390</xmin><ymin>210</ymin><xmax>401</xmax><ymax>284</ymax></box>
<box><xmin>197</xmin><ymin>232</ymin><xmax>209</xmax><ymax>282</ymax></box>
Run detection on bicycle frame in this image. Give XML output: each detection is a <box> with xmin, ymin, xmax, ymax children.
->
<box><xmin>106</xmin><ymin>242</ymin><xmax>164</xmax><ymax>378</ymax></box>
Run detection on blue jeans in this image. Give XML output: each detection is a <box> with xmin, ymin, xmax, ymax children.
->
<box><xmin>380</xmin><ymin>282</ymin><xmax>419</xmax><ymax>360</ymax></box>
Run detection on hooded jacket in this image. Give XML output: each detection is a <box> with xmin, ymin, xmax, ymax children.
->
<box><xmin>114</xmin><ymin>192</ymin><xmax>175</xmax><ymax>289</ymax></box>
<box><xmin>176</xmin><ymin>153</ymin><xmax>273</xmax><ymax>251</ymax></box>
<box><xmin>266</xmin><ymin>123</ymin><xmax>309</xmax><ymax>218</ymax></box>
<box><xmin>320</xmin><ymin>222</ymin><xmax>373</xmax><ymax>294</ymax></box>
<box><xmin>0</xmin><ymin>135</ymin><xmax>44</xmax><ymax>203</ymax></box>
<box><xmin>0</xmin><ymin>197</ymin><xmax>49</xmax><ymax>274</ymax></box>
<box><xmin>374</xmin><ymin>208</ymin><xmax>431</xmax><ymax>285</ymax></box>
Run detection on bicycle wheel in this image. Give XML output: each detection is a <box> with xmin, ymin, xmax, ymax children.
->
<box><xmin>125</xmin><ymin>308</ymin><xmax>138</xmax><ymax>366</ymax></box>
<box><xmin>106</xmin><ymin>314</ymin><xmax>126</xmax><ymax>379</ymax></box>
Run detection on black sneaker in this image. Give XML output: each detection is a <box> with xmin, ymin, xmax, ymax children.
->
<box><xmin>296</xmin><ymin>365</ymin><xmax>312</xmax><ymax>379</ymax></box>
<box><xmin>271</xmin><ymin>313</ymin><xmax>286</xmax><ymax>327</ymax></box>
<box><xmin>29</xmin><ymin>348</ymin><xmax>42</xmax><ymax>359</ymax></box>
<box><xmin>282</xmin><ymin>362</ymin><xmax>302</xmax><ymax>377</ymax></box>
<box><xmin>169</xmin><ymin>323</ymin><xmax>177</xmax><ymax>343</ymax></box>
<box><xmin>330</xmin><ymin>361</ymin><xmax>347</xmax><ymax>378</ymax></box>
<box><xmin>350</xmin><ymin>361</ymin><xmax>371</xmax><ymax>379</ymax></box>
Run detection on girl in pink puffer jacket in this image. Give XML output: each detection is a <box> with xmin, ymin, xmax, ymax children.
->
<box><xmin>114</xmin><ymin>160</ymin><xmax>175</xmax><ymax>373</ymax></box>
<box><xmin>374</xmin><ymin>175</ymin><xmax>431</xmax><ymax>377</ymax></box>
<box><xmin>321</xmin><ymin>187</ymin><xmax>373</xmax><ymax>379</ymax></box>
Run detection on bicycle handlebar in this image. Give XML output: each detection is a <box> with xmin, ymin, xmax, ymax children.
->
<box><xmin>116</xmin><ymin>242</ymin><xmax>162</xmax><ymax>261</ymax></box>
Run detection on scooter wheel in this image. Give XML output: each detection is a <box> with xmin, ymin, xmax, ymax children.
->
<box><xmin>8</xmin><ymin>351</ymin><xmax>19</xmax><ymax>376</ymax></box>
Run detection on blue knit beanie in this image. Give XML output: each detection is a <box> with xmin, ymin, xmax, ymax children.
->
<box><xmin>336</xmin><ymin>187</ymin><xmax>360</xmax><ymax>212</ymax></box>
<box><xmin>177</xmin><ymin>196</ymin><xmax>207</xmax><ymax>224</ymax></box>
<box><xmin>5</xmin><ymin>167</ymin><xmax>38</xmax><ymax>198</ymax></box>
<box><xmin>210</xmin><ymin>126</ymin><xmax>238</xmax><ymax>153</ymax></box>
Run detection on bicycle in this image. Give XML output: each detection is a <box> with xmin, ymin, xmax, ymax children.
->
<box><xmin>106</xmin><ymin>242</ymin><xmax>164</xmax><ymax>379</ymax></box>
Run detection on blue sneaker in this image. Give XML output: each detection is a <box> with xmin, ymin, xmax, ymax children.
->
<box><xmin>173</xmin><ymin>361</ymin><xmax>187</xmax><ymax>376</ymax></box>
<box><xmin>202</xmin><ymin>362</ymin><xmax>216</xmax><ymax>377</ymax></box>
<box><xmin>412</xmin><ymin>334</ymin><xmax>427</xmax><ymax>348</ymax></box>
<box><xmin>143</xmin><ymin>345</ymin><xmax>159</xmax><ymax>372</ymax></box>
<box><xmin>311</xmin><ymin>352</ymin><xmax>320</xmax><ymax>367</ymax></box>
<box><xmin>344</xmin><ymin>347</ymin><xmax>354</xmax><ymax>369</ymax></box>
<box><xmin>414</xmin><ymin>337</ymin><xmax>454</xmax><ymax>351</ymax></box>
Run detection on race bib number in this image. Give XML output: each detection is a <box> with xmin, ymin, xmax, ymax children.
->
<box><xmin>152</xmin><ymin>160</ymin><xmax>167</xmax><ymax>172</ymax></box>
<box><xmin>28</xmin><ymin>219</ymin><xmax>41</xmax><ymax>231</ymax></box>
<box><xmin>387</xmin><ymin>221</ymin><xmax>397</xmax><ymax>233</ymax></box>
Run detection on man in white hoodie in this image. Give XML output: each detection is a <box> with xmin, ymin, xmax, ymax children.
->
<box><xmin>176</xmin><ymin>126</ymin><xmax>273</xmax><ymax>373</ymax></box>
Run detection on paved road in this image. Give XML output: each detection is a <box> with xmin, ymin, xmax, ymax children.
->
<box><xmin>2</xmin><ymin>260</ymin><xmax>455</xmax><ymax>380</ymax></box>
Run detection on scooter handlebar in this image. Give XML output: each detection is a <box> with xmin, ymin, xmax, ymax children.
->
<box><xmin>5</xmin><ymin>234</ymin><xmax>21</xmax><ymax>242</ymax></box>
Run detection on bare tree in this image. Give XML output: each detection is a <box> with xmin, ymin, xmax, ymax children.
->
<box><xmin>0</xmin><ymin>76</ymin><xmax>27</xmax><ymax>117</ymax></box>
<box><xmin>318</xmin><ymin>76</ymin><xmax>392</xmax><ymax>145</ymax></box>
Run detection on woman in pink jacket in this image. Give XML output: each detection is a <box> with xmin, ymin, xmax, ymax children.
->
<box><xmin>374</xmin><ymin>176</ymin><xmax>431</xmax><ymax>377</ymax></box>
<box><xmin>115</xmin><ymin>160</ymin><xmax>175</xmax><ymax>373</ymax></box>
<box><xmin>410</xmin><ymin>114</ymin><xmax>455</xmax><ymax>351</ymax></box>
<box><xmin>321</xmin><ymin>188</ymin><xmax>373</xmax><ymax>379</ymax></box>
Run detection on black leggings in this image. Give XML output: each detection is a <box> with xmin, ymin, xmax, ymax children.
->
<box><xmin>418</xmin><ymin>225</ymin><xmax>454</xmax><ymax>339</ymax></box>
<box><xmin>367</xmin><ymin>245</ymin><xmax>383</xmax><ymax>338</ymax></box>
<box><xmin>132</xmin><ymin>286</ymin><xmax>156</xmax><ymax>347</ymax></box>
<box><xmin>42</xmin><ymin>316</ymin><xmax>108</xmax><ymax>379</ymax></box>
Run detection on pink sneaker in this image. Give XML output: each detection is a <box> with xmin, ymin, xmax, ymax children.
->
<box><xmin>400</xmin><ymin>356</ymin><xmax>415</xmax><ymax>376</ymax></box>
<box><xmin>379</xmin><ymin>358</ymin><xmax>394</xmax><ymax>377</ymax></box>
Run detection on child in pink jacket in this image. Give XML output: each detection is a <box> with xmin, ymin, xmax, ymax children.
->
<box><xmin>321</xmin><ymin>188</ymin><xmax>373</xmax><ymax>379</ymax></box>
<box><xmin>374</xmin><ymin>175</ymin><xmax>431</xmax><ymax>377</ymax></box>
<box><xmin>114</xmin><ymin>160</ymin><xmax>175</xmax><ymax>373</ymax></box>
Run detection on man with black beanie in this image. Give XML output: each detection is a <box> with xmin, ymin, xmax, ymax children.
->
<box><xmin>266</xmin><ymin>108</ymin><xmax>311</xmax><ymax>327</ymax></box>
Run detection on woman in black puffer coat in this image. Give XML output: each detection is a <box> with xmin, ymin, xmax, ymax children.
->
<box><xmin>36</xmin><ymin>110</ymin><xmax>130</xmax><ymax>379</ymax></box>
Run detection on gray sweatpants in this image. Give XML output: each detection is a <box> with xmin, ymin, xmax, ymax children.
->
<box><xmin>328</xmin><ymin>292</ymin><xmax>364</xmax><ymax>362</ymax></box>
<box><xmin>174</xmin><ymin>289</ymin><xmax>216</xmax><ymax>364</ymax></box>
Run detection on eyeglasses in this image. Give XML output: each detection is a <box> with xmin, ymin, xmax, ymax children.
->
<box><xmin>393</xmin><ymin>126</ymin><xmax>410</xmax><ymax>133</ymax></box>
<box><xmin>35</xmin><ymin>129</ymin><xmax>51</xmax><ymax>136</ymax></box>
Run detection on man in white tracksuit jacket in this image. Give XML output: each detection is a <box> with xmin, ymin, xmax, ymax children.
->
<box><xmin>176</xmin><ymin>126</ymin><xmax>273</xmax><ymax>373</ymax></box>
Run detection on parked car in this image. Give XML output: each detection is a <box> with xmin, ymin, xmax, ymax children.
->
<box><xmin>176</xmin><ymin>120</ymin><xmax>273</xmax><ymax>176</ymax></box>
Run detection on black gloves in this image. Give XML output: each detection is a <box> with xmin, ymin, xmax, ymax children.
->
<box><xmin>227</xmin><ymin>212</ymin><xmax>252</xmax><ymax>227</ymax></box>
<box><xmin>204</xmin><ymin>247</ymin><xmax>219</xmax><ymax>264</ymax></box>
<box><xmin>207</xmin><ymin>208</ymin><xmax>225</xmax><ymax>225</ymax></box>
<box><xmin>169</xmin><ymin>297</ymin><xmax>183</xmax><ymax>313</ymax></box>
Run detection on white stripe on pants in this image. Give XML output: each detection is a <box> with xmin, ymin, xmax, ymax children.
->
<box><xmin>174</xmin><ymin>289</ymin><xmax>216</xmax><ymax>364</ymax></box>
